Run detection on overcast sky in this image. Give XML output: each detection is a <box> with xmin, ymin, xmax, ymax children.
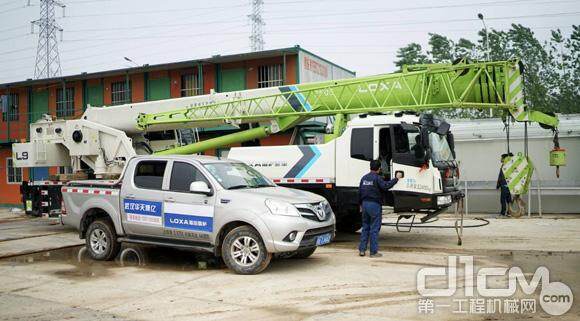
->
<box><xmin>0</xmin><ymin>0</ymin><xmax>579</xmax><ymax>83</ymax></box>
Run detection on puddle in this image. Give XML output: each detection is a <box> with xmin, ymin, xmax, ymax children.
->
<box><xmin>1</xmin><ymin>244</ymin><xmax>223</xmax><ymax>280</ymax></box>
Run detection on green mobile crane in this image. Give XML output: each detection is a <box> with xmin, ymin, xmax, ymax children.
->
<box><xmin>14</xmin><ymin>59</ymin><xmax>564</xmax><ymax>228</ymax></box>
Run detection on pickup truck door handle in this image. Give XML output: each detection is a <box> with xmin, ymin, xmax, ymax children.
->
<box><xmin>165</xmin><ymin>197</ymin><xmax>175</xmax><ymax>203</ymax></box>
<box><xmin>125</xmin><ymin>194</ymin><xmax>136</xmax><ymax>199</ymax></box>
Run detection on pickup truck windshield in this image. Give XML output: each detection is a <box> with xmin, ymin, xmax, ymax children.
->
<box><xmin>203</xmin><ymin>162</ymin><xmax>275</xmax><ymax>189</ymax></box>
<box><xmin>429</xmin><ymin>133</ymin><xmax>454</xmax><ymax>162</ymax></box>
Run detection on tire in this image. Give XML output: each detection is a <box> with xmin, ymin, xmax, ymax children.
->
<box><xmin>292</xmin><ymin>247</ymin><xmax>317</xmax><ymax>259</ymax></box>
<box><xmin>336</xmin><ymin>212</ymin><xmax>362</xmax><ymax>233</ymax></box>
<box><xmin>85</xmin><ymin>219</ymin><xmax>120</xmax><ymax>261</ymax></box>
<box><xmin>221</xmin><ymin>225</ymin><xmax>272</xmax><ymax>275</ymax></box>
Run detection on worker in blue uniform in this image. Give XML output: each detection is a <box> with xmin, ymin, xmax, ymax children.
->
<box><xmin>358</xmin><ymin>160</ymin><xmax>401</xmax><ymax>257</ymax></box>
<box><xmin>496</xmin><ymin>153</ymin><xmax>512</xmax><ymax>218</ymax></box>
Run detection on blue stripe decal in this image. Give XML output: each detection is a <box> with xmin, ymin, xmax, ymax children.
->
<box><xmin>164</xmin><ymin>213</ymin><xmax>213</xmax><ymax>232</ymax></box>
<box><xmin>289</xmin><ymin>85</ymin><xmax>312</xmax><ymax>112</ymax></box>
<box><xmin>296</xmin><ymin>146</ymin><xmax>320</xmax><ymax>178</ymax></box>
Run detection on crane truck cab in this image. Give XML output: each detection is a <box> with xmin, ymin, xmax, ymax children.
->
<box><xmin>61</xmin><ymin>155</ymin><xmax>335</xmax><ymax>274</ymax></box>
<box><xmin>228</xmin><ymin>113</ymin><xmax>462</xmax><ymax>233</ymax></box>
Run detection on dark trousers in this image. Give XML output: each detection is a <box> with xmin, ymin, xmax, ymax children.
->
<box><xmin>359</xmin><ymin>201</ymin><xmax>382</xmax><ymax>254</ymax></box>
<box><xmin>500</xmin><ymin>185</ymin><xmax>511</xmax><ymax>215</ymax></box>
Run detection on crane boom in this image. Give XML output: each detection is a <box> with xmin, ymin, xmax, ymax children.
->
<box><xmin>138</xmin><ymin>60</ymin><xmax>558</xmax><ymax>155</ymax></box>
<box><xmin>138</xmin><ymin>60</ymin><xmax>557</xmax><ymax>132</ymax></box>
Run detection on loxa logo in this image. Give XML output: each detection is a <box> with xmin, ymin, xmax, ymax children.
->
<box><xmin>417</xmin><ymin>256</ymin><xmax>573</xmax><ymax>316</ymax></box>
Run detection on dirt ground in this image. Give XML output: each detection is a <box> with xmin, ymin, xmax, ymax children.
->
<box><xmin>0</xmin><ymin>209</ymin><xmax>578</xmax><ymax>321</ymax></box>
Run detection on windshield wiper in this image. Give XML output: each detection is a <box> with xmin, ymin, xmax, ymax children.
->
<box><xmin>227</xmin><ymin>185</ymin><xmax>250</xmax><ymax>190</ymax></box>
<box><xmin>253</xmin><ymin>184</ymin><xmax>274</xmax><ymax>188</ymax></box>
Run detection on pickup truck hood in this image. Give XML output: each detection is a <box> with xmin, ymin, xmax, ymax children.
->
<box><xmin>223</xmin><ymin>186</ymin><xmax>324</xmax><ymax>204</ymax></box>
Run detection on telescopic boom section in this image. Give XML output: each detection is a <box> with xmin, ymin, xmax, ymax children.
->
<box><xmin>137</xmin><ymin>60</ymin><xmax>558</xmax><ymax>154</ymax></box>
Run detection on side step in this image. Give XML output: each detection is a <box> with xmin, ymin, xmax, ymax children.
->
<box><xmin>117</xmin><ymin>236</ymin><xmax>215</xmax><ymax>254</ymax></box>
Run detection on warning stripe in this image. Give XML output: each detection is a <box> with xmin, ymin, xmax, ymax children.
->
<box><xmin>273</xmin><ymin>178</ymin><xmax>333</xmax><ymax>184</ymax></box>
<box><xmin>29</xmin><ymin>181</ymin><xmax>65</xmax><ymax>186</ymax></box>
<box><xmin>502</xmin><ymin>154</ymin><xmax>534</xmax><ymax>195</ymax></box>
<box><xmin>507</xmin><ymin>67</ymin><xmax>526</xmax><ymax>121</ymax></box>
<box><xmin>62</xmin><ymin>187</ymin><xmax>119</xmax><ymax>196</ymax></box>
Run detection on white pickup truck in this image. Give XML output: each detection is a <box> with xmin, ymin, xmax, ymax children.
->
<box><xmin>61</xmin><ymin>155</ymin><xmax>335</xmax><ymax>274</ymax></box>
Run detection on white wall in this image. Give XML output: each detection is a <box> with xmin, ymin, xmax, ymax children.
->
<box><xmin>298</xmin><ymin>50</ymin><xmax>355</xmax><ymax>83</ymax></box>
<box><xmin>450</xmin><ymin>116</ymin><xmax>580</xmax><ymax>214</ymax></box>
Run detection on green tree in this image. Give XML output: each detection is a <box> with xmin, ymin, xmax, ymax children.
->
<box><xmin>507</xmin><ymin>24</ymin><xmax>551</xmax><ymax>113</ymax></box>
<box><xmin>393</xmin><ymin>24</ymin><xmax>580</xmax><ymax>117</ymax></box>
<box><xmin>428</xmin><ymin>33</ymin><xmax>454</xmax><ymax>63</ymax></box>
<box><xmin>547</xmin><ymin>26</ymin><xmax>580</xmax><ymax>113</ymax></box>
<box><xmin>394</xmin><ymin>43</ymin><xmax>428</xmax><ymax>69</ymax></box>
<box><xmin>454</xmin><ymin>38</ymin><xmax>476</xmax><ymax>60</ymax></box>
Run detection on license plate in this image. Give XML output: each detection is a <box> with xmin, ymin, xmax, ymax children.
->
<box><xmin>316</xmin><ymin>233</ymin><xmax>332</xmax><ymax>246</ymax></box>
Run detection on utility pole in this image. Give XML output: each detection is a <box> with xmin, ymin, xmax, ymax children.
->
<box><xmin>32</xmin><ymin>0</ymin><xmax>66</xmax><ymax>79</ymax></box>
<box><xmin>248</xmin><ymin>0</ymin><xmax>264</xmax><ymax>52</ymax></box>
<box><xmin>478</xmin><ymin>13</ymin><xmax>492</xmax><ymax>117</ymax></box>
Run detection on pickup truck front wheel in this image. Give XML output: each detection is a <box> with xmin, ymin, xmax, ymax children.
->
<box><xmin>221</xmin><ymin>226</ymin><xmax>272</xmax><ymax>274</ymax></box>
<box><xmin>86</xmin><ymin>219</ymin><xmax>120</xmax><ymax>261</ymax></box>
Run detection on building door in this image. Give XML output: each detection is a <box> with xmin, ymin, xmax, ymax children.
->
<box><xmin>30</xmin><ymin>89</ymin><xmax>49</xmax><ymax>181</ymax></box>
<box><xmin>220</xmin><ymin>68</ymin><xmax>245</xmax><ymax>92</ymax></box>
<box><xmin>148</xmin><ymin>77</ymin><xmax>171</xmax><ymax>101</ymax></box>
<box><xmin>86</xmin><ymin>84</ymin><xmax>104</xmax><ymax>107</ymax></box>
<box><xmin>30</xmin><ymin>89</ymin><xmax>48</xmax><ymax>123</ymax></box>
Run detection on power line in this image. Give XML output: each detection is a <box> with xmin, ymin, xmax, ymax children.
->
<box><xmin>0</xmin><ymin>2</ymin><xmax>34</xmax><ymax>14</ymax></box>
<box><xmin>0</xmin><ymin>46</ymin><xmax>35</xmax><ymax>55</ymax></box>
<box><xmin>0</xmin><ymin>11</ymin><xmax>576</xmax><ymax>57</ymax></box>
<box><xmin>0</xmin><ymin>0</ymin><xmax>25</xmax><ymax>7</ymax></box>
<box><xmin>0</xmin><ymin>32</ymin><xmax>32</xmax><ymax>42</ymax></box>
<box><xmin>55</xmin><ymin>0</ymin><xmax>577</xmax><ymax>34</ymax></box>
<box><xmin>263</xmin><ymin>11</ymin><xmax>580</xmax><ymax>31</ymax></box>
<box><xmin>0</xmin><ymin>24</ymin><xmax>28</xmax><ymax>33</ymax></box>
<box><xmin>66</xmin><ymin>16</ymin><xmax>247</xmax><ymax>34</ymax></box>
<box><xmin>265</xmin><ymin>0</ymin><xmax>578</xmax><ymax>13</ymax></box>
<box><xmin>62</xmin><ymin>34</ymin><xmax>243</xmax><ymax>75</ymax></box>
<box><xmin>64</xmin><ymin>3</ymin><xmax>247</xmax><ymax>18</ymax></box>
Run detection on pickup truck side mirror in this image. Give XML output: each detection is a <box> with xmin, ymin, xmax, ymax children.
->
<box><xmin>189</xmin><ymin>181</ymin><xmax>213</xmax><ymax>196</ymax></box>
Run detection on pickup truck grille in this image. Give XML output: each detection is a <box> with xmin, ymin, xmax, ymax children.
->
<box><xmin>295</xmin><ymin>202</ymin><xmax>332</xmax><ymax>222</ymax></box>
<box><xmin>300</xmin><ymin>225</ymin><xmax>335</xmax><ymax>248</ymax></box>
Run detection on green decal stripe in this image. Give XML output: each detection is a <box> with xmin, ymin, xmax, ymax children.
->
<box><xmin>503</xmin><ymin>156</ymin><xmax>523</xmax><ymax>178</ymax></box>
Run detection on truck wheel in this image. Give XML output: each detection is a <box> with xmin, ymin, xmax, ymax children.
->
<box><xmin>85</xmin><ymin>219</ymin><xmax>120</xmax><ymax>261</ymax></box>
<box><xmin>292</xmin><ymin>247</ymin><xmax>317</xmax><ymax>259</ymax></box>
<box><xmin>221</xmin><ymin>226</ymin><xmax>272</xmax><ymax>275</ymax></box>
<box><xmin>336</xmin><ymin>212</ymin><xmax>362</xmax><ymax>233</ymax></box>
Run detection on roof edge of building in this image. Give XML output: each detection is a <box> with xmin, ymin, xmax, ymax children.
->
<box><xmin>0</xmin><ymin>46</ymin><xmax>354</xmax><ymax>89</ymax></box>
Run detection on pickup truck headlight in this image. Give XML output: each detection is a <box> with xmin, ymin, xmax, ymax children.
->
<box><xmin>265</xmin><ymin>199</ymin><xmax>300</xmax><ymax>217</ymax></box>
<box><xmin>322</xmin><ymin>200</ymin><xmax>333</xmax><ymax>215</ymax></box>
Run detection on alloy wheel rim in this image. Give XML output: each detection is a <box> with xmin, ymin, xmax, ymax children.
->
<box><xmin>89</xmin><ymin>228</ymin><xmax>108</xmax><ymax>255</ymax></box>
<box><xmin>231</xmin><ymin>236</ymin><xmax>260</xmax><ymax>266</ymax></box>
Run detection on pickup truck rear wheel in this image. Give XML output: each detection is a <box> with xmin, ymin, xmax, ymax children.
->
<box><xmin>221</xmin><ymin>226</ymin><xmax>271</xmax><ymax>274</ymax></box>
<box><xmin>86</xmin><ymin>219</ymin><xmax>120</xmax><ymax>261</ymax></box>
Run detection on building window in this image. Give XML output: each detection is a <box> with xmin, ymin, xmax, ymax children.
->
<box><xmin>6</xmin><ymin>158</ymin><xmax>22</xmax><ymax>184</ymax></box>
<box><xmin>56</xmin><ymin>87</ymin><xmax>75</xmax><ymax>117</ymax></box>
<box><xmin>258</xmin><ymin>64</ymin><xmax>284</xmax><ymax>88</ymax></box>
<box><xmin>1</xmin><ymin>93</ymin><xmax>19</xmax><ymax>121</ymax></box>
<box><xmin>58</xmin><ymin>166</ymin><xmax>73</xmax><ymax>175</ymax></box>
<box><xmin>181</xmin><ymin>73</ymin><xmax>202</xmax><ymax>97</ymax></box>
<box><xmin>111</xmin><ymin>81</ymin><xmax>131</xmax><ymax>105</ymax></box>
